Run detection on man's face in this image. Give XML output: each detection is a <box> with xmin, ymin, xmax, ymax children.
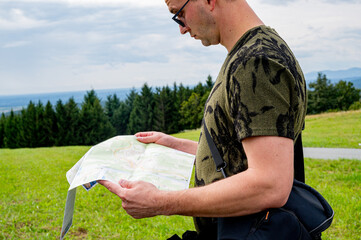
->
<box><xmin>166</xmin><ymin>0</ymin><xmax>219</xmax><ymax>46</ymax></box>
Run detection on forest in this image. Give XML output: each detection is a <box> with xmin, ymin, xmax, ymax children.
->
<box><xmin>0</xmin><ymin>74</ymin><xmax>360</xmax><ymax>148</ymax></box>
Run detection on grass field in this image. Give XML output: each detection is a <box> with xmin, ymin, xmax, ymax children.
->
<box><xmin>1</xmin><ymin>110</ymin><xmax>360</xmax><ymax>239</ymax></box>
<box><xmin>303</xmin><ymin>110</ymin><xmax>361</xmax><ymax>148</ymax></box>
<box><xmin>173</xmin><ymin>110</ymin><xmax>361</xmax><ymax>149</ymax></box>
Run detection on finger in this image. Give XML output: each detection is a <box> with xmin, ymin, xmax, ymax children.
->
<box><xmin>136</xmin><ymin>133</ymin><xmax>159</xmax><ymax>143</ymax></box>
<box><xmin>119</xmin><ymin>179</ymin><xmax>134</xmax><ymax>189</ymax></box>
<box><xmin>134</xmin><ymin>132</ymin><xmax>153</xmax><ymax>137</ymax></box>
<box><xmin>98</xmin><ymin>180</ymin><xmax>125</xmax><ymax>199</ymax></box>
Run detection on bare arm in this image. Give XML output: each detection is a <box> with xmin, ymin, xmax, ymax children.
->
<box><xmin>135</xmin><ymin>131</ymin><xmax>198</xmax><ymax>155</ymax></box>
<box><xmin>99</xmin><ymin>135</ymin><xmax>294</xmax><ymax>219</ymax></box>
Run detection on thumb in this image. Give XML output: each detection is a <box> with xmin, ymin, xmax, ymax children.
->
<box><xmin>119</xmin><ymin>179</ymin><xmax>134</xmax><ymax>189</ymax></box>
<box><xmin>98</xmin><ymin>180</ymin><xmax>125</xmax><ymax>198</ymax></box>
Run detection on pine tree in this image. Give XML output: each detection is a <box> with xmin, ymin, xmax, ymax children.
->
<box><xmin>153</xmin><ymin>86</ymin><xmax>172</xmax><ymax>132</ymax></box>
<box><xmin>35</xmin><ymin>101</ymin><xmax>47</xmax><ymax>147</ymax></box>
<box><xmin>105</xmin><ymin>94</ymin><xmax>121</xmax><ymax>119</ymax></box>
<box><xmin>55</xmin><ymin>100</ymin><xmax>67</xmax><ymax>146</ymax></box>
<box><xmin>42</xmin><ymin>101</ymin><xmax>57</xmax><ymax>146</ymax></box>
<box><xmin>168</xmin><ymin>83</ymin><xmax>182</xmax><ymax>133</ymax></box>
<box><xmin>127</xmin><ymin>84</ymin><xmax>154</xmax><ymax>134</ymax></box>
<box><xmin>111</xmin><ymin>89</ymin><xmax>137</xmax><ymax>135</ymax></box>
<box><xmin>4</xmin><ymin>110</ymin><xmax>20</xmax><ymax>148</ymax></box>
<box><xmin>0</xmin><ymin>113</ymin><xmax>6</xmax><ymax>148</ymax></box>
<box><xmin>20</xmin><ymin>101</ymin><xmax>38</xmax><ymax>148</ymax></box>
<box><xmin>79</xmin><ymin>90</ymin><xmax>116</xmax><ymax>145</ymax></box>
<box><xmin>205</xmin><ymin>74</ymin><xmax>214</xmax><ymax>91</ymax></box>
<box><xmin>64</xmin><ymin>97</ymin><xmax>80</xmax><ymax>145</ymax></box>
<box><xmin>127</xmin><ymin>94</ymin><xmax>144</xmax><ymax>134</ymax></box>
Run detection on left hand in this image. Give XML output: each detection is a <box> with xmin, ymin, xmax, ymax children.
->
<box><xmin>98</xmin><ymin>179</ymin><xmax>166</xmax><ymax>219</ymax></box>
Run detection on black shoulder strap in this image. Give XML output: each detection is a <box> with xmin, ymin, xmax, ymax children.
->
<box><xmin>203</xmin><ymin>121</ymin><xmax>227</xmax><ymax>178</ymax></box>
<box><xmin>294</xmin><ymin>134</ymin><xmax>305</xmax><ymax>183</ymax></box>
<box><xmin>203</xmin><ymin>120</ymin><xmax>305</xmax><ymax>182</ymax></box>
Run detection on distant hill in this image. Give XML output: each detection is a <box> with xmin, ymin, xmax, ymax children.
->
<box><xmin>304</xmin><ymin>67</ymin><xmax>361</xmax><ymax>89</ymax></box>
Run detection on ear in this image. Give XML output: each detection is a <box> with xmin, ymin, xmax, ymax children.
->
<box><xmin>207</xmin><ymin>0</ymin><xmax>216</xmax><ymax>11</ymax></box>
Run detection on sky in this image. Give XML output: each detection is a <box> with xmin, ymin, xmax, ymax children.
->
<box><xmin>1</xmin><ymin>0</ymin><xmax>361</xmax><ymax>95</ymax></box>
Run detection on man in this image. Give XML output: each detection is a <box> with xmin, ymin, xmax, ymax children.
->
<box><xmin>99</xmin><ymin>0</ymin><xmax>306</xmax><ymax>238</ymax></box>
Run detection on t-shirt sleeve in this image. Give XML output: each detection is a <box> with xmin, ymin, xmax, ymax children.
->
<box><xmin>226</xmin><ymin>56</ymin><xmax>297</xmax><ymax>141</ymax></box>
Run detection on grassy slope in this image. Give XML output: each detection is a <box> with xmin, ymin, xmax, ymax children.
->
<box><xmin>173</xmin><ymin>110</ymin><xmax>361</xmax><ymax>149</ymax></box>
<box><xmin>0</xmin><ymin>147</ymin><xmax>194</xmax><ymax>239</ymax></box>
<box><xmin>302</xmin><ymin>110</ymin><xmax>361</xmax><ymax>148</ymax></box>
<box><xmin>1</xmin><ymin>110</ymin><xmax>360</xmax><ymax>239</ymax></box>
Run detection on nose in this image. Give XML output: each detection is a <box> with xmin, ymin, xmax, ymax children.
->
<box><xmin>179</xmin><ymin>25</ymin><xmax>190</xmax><ymax>35</ymax></box>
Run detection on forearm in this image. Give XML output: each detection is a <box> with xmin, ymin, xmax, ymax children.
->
<box><xmin>171</xmin><ymin>137</ymin><xmax>198</xmax><ymax>155</ymax></box>
<box><xmin>161</xmin><ymin>168</ymin><xmax>291</xmax><ymax>218</ymax></box>
<box><xmin>135</xmin><ymin>132</ymin><xmax>198</xmax><ymax>155</ymax></box>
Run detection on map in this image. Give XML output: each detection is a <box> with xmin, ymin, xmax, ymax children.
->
<box><xmin>60</xmin><ymin>135</ymin><xmax>195</xmax><ymax>239</ymax></box>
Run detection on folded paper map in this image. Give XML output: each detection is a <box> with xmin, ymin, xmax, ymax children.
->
<box><xmin>60</xmin><ymin>135</ymin><xmax>195</xmax><ymax>239</ymax></box>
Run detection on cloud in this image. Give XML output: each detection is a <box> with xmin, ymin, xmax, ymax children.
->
<box><xmin>1</xmin><ymin>0</ymin><xmax>164</xmax><ymax>8</ymax></box>
<box><xmin>0</xmin><ymin>8</ymin><xmax>49</xmax><ymax>30</ymax></box>
<box><xmin>249</xmin><ymin>0</ymin><xmax>361</xmax><ymax>72</ymax></box>
<box><xmin>1</xmin><ymin>0</ymin><xmax>361</xmax><ymax>95</ymax></box>
<box><xmin>3</xmin><ymin>41</ymin><xmax>30</xmax><ymax>48</ymax></box>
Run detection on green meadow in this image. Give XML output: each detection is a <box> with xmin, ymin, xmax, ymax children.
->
<box><xmin>1</xmin><ymin>110</ymin><xmax>360</xmax><ymax>239</ymax></box>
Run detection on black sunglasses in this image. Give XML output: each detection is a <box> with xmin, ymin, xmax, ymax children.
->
<box><xmin>172</xmin><ymin>0</ymin><xmax>190</xmax><ymax>27</ymax></box>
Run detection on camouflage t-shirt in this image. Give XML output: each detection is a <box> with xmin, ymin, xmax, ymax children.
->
<box><xmin>193</xmin><ymin>25</ymin><xmax>307</xmax><ymax>233</ymax></box>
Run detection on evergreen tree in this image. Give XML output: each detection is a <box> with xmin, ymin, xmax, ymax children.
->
<box><xmin>35</xmin><ymin>101</ymin><xmax>47</xmax><ymax>147</ymax></box>
<box><xmin>43</xmin><ymin>101</ymin><xmax>57</xmax><ymax>146</ymax></box>
<box><xmin>55</xmin><ymin>100</ymin><xmax>67</xmax><ymax>146</ymax></box>
<box><xmin>153</xmin><ymin>86</ymin><xmax>175</xmax><ymax>133</ymax></box>
<box><xmin>20</xmin><ymin>101</ymin><xmax>38</xmax><ymax>148</ymax></box>
<box><xmin>169</xmin><ymin>82</ymin><xmax>182</xmax><ymax>133</ymax></box>
<box><xmin>127</xmin><ymin>84</ymin><xmax>154</xmax><ymax>134</ymax></box>
<box><xmin>112</xmin><ymin>89</ymin><xmax>137</xmax><ymax>135</ymax></box>
<box><xmin>79</xmin><ymin>90</ymin><xmax>116</xmax><ymax>145</ymax></box>
<box><xmin>205</xmin><ymin>74</ymin><xmax>214</xmax><ymax>91</ymax></box>
<box><xmin>4</xmin><ymin>110</ymin><xmax>20</xmax><ymax>148</ymax></box>
<box><xmin>0</xmin><ymin>113</ymin><xmax>6</xmax><ymax>148</ymax></box>
<box><xmin>105</xmin><ymin>94</ymin><xmax>121</xmax><ymax>120</ymax></box>
<box><xmin>193</xmin><ymin>82</ymin><xmax>206</xmax><ymax>96</ymax></box>
<box><xmin>64</xmin><ymin>97</ymin><xmax>80</xmax><ymax>145</ymax></box>
<box><xmin>127</xmin><ymin>95</ymin><xmax>144</xmax><ymax>134</ymax></box>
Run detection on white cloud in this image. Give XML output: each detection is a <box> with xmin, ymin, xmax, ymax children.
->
<box><xmin>1</xmin><ymin>0</ymin><xmax>361</xmax><ymax>95</ymax></box>
<box><xmin>0</xmin><ymin>8</ymin><xmax>49</xmax><ymax>30</ymax></box>
<box><xmin>1</xmin><ymin>0</ymin><xmax>163</xmax><ymax>7</ymax></box>
<box><xmin>3</xmin><ymin>41</ymin><xmax>30</xmax><ymax>48</ymax></box>
<box><xmin>249</xmin><ymin>0</ymin><xmax>361</xmax><ymax>72</ymax></box>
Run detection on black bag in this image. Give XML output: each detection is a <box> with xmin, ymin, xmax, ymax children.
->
<box><xmin>202</xmin><ymin>122</ymin><xmax>334</xmax><ymax>240</ymax></box>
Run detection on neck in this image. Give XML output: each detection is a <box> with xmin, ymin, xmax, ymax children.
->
<box><xmin>217</xmin><ymin>0</ymin><xmax>264</xmax><ymax>52</ymax></box>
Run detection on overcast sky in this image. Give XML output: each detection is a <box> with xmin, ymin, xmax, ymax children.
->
<box><xmin>1</xmin><ymin>0</ymin><xmax>361</xmax><ymax>95</ymax></box>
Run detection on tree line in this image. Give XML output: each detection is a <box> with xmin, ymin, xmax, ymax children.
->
<box><xmin>0</xmin><ymin>76</ymin><xmax>214</xmax><ymax>148</ymax></box>
<box><xmin>307</xmin><ymin>73</ymin><xmax>361</xmax><ymax>114</ymax></box>
<box><xmin>0</xmin><ymin>73</ymin><xmax>360</xmax><ymax>149</ymax></box>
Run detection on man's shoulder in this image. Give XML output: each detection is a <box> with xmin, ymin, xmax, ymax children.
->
<box><xmin>229</xmin><ymin>25</ymin><xmax>290</xmax><ymax>64</ymax></box>
<box><xmin>221</xmin><ymin>25</ymin><xmax>304</xmax><ymax>90</ymax></box>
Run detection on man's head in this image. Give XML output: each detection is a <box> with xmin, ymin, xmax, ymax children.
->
<box><xmin>165</xmin><ymin>0</ymin><xmax>220</xmax><ymax>47</ymax></box>
<box><xmin>165</xmin><ymin>0</ymin><xmax>264</xmax><ymax>52</ymax></box>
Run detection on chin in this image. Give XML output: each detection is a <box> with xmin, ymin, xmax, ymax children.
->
<box><xmin>201</xmin><ymin>40</ymin><xmax>212</xmax><ymax>47</ymax></box>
